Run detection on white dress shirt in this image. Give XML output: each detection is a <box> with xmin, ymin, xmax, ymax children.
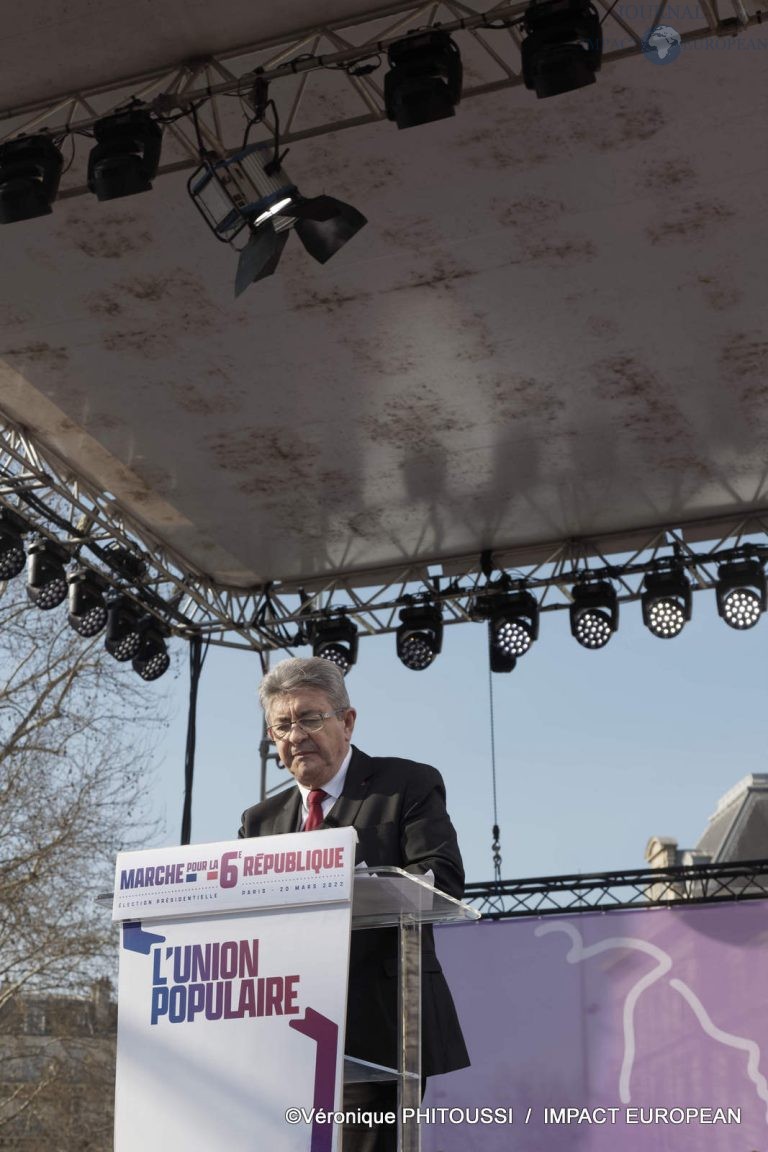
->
<box><xmin>296</xmin><ymin>746</ymin><xmax>353</xmax><ymax>827</ymax></box>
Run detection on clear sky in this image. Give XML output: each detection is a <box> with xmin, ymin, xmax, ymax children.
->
<box><xmin>146</xmin><ymin>580</ymin><xmax>768</xmax><ymax>886</ymax></box>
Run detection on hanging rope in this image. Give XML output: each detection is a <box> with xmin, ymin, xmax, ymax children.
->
<box><xmin>488</xmin><ymin>665</ymin><xmax>503</xmax><ymax>885</ymax></box>
<box><xmin>180</xmin><ymin>634</ymin><xmax>207</xmax><ymax>845</ymax></box>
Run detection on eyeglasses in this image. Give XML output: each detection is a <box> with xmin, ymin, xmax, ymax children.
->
<box><xmin>267</xmin><ymin>709</ymin><xmax>346</xmax><ymax>741</ymax></box>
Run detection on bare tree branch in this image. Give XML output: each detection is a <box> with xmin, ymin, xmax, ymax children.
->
<box><xmin>0</xmin><ymin>594</ymin><xmax>170</xmax><ymax>1144</ymax></box>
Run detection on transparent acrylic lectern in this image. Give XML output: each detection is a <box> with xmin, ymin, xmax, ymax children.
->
<box><xmin>346</xmin><ymin>868</ymin><xmax>480</xmax><ymax>1152</ymax></box>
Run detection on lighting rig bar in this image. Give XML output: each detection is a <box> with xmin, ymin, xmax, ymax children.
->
<box><xmin>0</xmin><ymin>419</ymin><xmax>258</xmax><ymax>647</ymax></box>
<box><xmin>252</xmin><ymin>526</ymin><xmax>768</xmax><ymax>644</ymax></box>
<box><xmin>0</xmin><ymin>0</ymin><xmax>757</xmax><ymax>199</ymax></box>
<box><xmin>464</xmin><ymin>858</ymin><xmax>768</xmax><ymax>917</ymax></box>
<box><xmin>4</xmin><ymin>414</ymin><xmax>768</xmax><ymax>657</ymax></box>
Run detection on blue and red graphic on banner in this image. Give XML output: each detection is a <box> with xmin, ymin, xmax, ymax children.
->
<box><xmin>114</xmin><ymin>832</ymin><xmax>355</xmax><ymax>1152</ymax></box>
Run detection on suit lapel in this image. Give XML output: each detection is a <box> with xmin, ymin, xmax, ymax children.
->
<box><xmin>257</xmin><ymin>749</ymin><xmax>374</xmax><ymax>838</ymax></box>
<box><xmin>264</xmin><ymin>787</ymin><xmax>302</xmax><ymax>835</ymax></box>
<box><xmin>324</xmin><ymin>746</ymin><xmax>372</xmax><ymax>832</ymax></box>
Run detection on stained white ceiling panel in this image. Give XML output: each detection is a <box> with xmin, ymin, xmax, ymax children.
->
<box><xmin>0</xmin><ymin>5</ymin><xmax>766</xmax><ymax>588</ymax></box>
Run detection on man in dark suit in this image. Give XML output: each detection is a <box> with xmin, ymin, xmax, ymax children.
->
<box><xmin>239</xmin><ymin>656</ymin><xmax>469</xmax><ymax>1152</ymax></box>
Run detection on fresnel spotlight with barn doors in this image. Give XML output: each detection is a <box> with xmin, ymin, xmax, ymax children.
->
<box><xmin>188</xmin><ymin>139</ymin><xmax>367</xmax><ymax>296</ymax></box>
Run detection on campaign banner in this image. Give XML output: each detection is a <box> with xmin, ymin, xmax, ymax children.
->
<box><xmin>113</xmin><ymin>828</ymin><xmax>357</xmax><ymax>920</ymax></box>
<box><xmin>114</xmin><ymin>844</ymin><xmax>354</xmax><ymax>1152</ymax></box>
<box><xmin>425</xmin><ymin>899</ymin><xmax>768</xmax><ymax>1150</ymax></box>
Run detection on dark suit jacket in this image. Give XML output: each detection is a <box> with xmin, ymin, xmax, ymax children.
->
<box><xmin>239</xmin><ymin>746</ymin><xmax>469</xmax><ymax>1077</ymax></box>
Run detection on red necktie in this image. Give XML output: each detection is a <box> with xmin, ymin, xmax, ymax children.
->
<box><xmin>303</xmin><ymin>789</ymin><xmax>327</xmax><ymax>831</ymax></box>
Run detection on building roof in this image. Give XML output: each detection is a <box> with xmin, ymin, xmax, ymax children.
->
<box><xmin>695</xmin><ymin>774</ymin><xmax>768</xmax><ymax>862</ymax></box>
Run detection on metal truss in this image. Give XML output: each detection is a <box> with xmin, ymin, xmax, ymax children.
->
<box><xmin>0</xmin><ymin>419</ymin><xmax>264</xmax><ymax>648</ymax></box>
<box><xmin>4</xmin><ymin>413</ymin><xmax>768</xmax><ymax>651</ymax></box>
<box><xmin>249</xmin><ymin>514</ymin><xmax>768</xmax><ymax>648</ymax></box>
<box><xmin>0</xmin><ymin>0</ymin><xmax>760</xmax><ymax>198</ymax></box>
<box><xmin>464</xmin><ymin>858</ymin><xmax>768</xmax><ymax>917</ymax></box>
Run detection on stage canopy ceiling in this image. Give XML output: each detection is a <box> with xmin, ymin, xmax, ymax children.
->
<box><xmin>0</xmin><ymin>0</ymin><xmax>766</xmax><ymax>641</ymax></box>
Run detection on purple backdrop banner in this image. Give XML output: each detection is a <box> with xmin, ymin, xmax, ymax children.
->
<box><xmin>424</xmin><ymin>900</ymin><xmax>768</xmax><ymax>1150</ymax></box>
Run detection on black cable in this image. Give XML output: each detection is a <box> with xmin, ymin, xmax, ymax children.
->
<box><xmin>180</xmin><ymin>634</ymin><xmax>207</xmax><ymax>845</ymax></box>
<box><xmin>154</xmin><ymin>106</ymin><xmax>200</xmax><ymax>126</ymax></box>
<box><xmin>599</xmin><ymin>0</ymin><xmax>623</xmax><ymax>23</ymax></box>
<box><xmin>488</xmin><ymin>664</ymin><xmax>503</xmax><ymax>885</ymax></box>
<box><xmin>241</xmin><ymin>95</ymin><xmax>278</xmax><ymax>151</ymax></box>
<box><xmin>265</xmin><ymin>100</ymin><xmax>286</xmax><ymax>174</ymax></box>
<box><xmin>188</xmin><ymin>102</ymin><xmax>207</xmax><ymax>157</ymax></box>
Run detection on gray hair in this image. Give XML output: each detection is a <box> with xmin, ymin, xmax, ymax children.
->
<box><xmin>258</xmin><ymin>657</ymin><xmax>351</xmax><ymax>717</ymax></box>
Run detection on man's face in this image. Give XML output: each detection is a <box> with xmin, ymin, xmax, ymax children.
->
<box><xmin>267</xmin><ymin>687</ymin><xmax>356</xmax><ymax>788</ymax></box>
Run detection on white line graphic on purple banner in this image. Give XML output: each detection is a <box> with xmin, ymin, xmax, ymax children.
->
<box><xmin>536</xmin><ymin>920</ymin><xmax>768</xmax><ymax>1121</ymax></box>
<box><xmin>669</xmin><ymin>978</ymin><xmax>768</xmax><ymax>1121</ymax></box>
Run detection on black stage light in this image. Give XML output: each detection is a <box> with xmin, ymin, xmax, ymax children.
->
<box><xmin>311</xmin><ymin>617</ymin><xmax>359</xmax><ymax>674</ymax></box>
<box><xmin>188</xmin><ymin>143</ymin><xmax>366</xmax><ymax>295</ymax></box>
<box><xmin>641</xmin><ymin>568</ymin><xmax>691</xmax><ymax>639</ymax></box>
<box><xmin>473</xmin><ymin>590</ymin><xmax>539</xmax><ymax>672</ymax></box>
<box><xmin>569</xmin><ymin>580</ymin><xmax>618</xmax><ymax>649</ymax></box>
<box><xmin>67</xmin><ymin>571</ymin><xmax>108</xmax><ymax>638</ymax></box>
<box><xmin>0</xmin><ymin>135</ymin><xmax>63</xmax><ymax>223</ymax></box>
<box><xmin>396</xmin><ymin>605</ymin><xmax>443</xmax><ymax>671</ymax></box>
<box><xmin>0</xmin><ymin>511</ymin><xmax>27</xmax><ymax>581</ymax></box>
<box><xmin>715</xmin><ymin>559</ymin><xmax>766</xmax><ymax>631</ymax></box>
<box><xmin>521</xmin><ymin>0</ymin><xmax>602</xmax><ymax>99</ymax></box>
<box><xmin>132</xmin><ymin>620</ymin><xmax>170</xmax><ymax>682</ymax></box>
<box><xmin>489</xmin><ymin>590</ymin><xmax>539</xmax><ymax>671</ymax></box>
<box><xmin>105</xmin><ymin>595</ymin><xmax>144</xmax><ymax>662</ymax></box>
<box><xmin>384</xmin><ymin>30</ymin><xmax>463</xmax><ymax>129</ymax></box>
<box><xmin>101</xmin><ymin>541</ymin><xmax>147</xmax><ymax>583</ymax></box>
<box><xmin>87</xmin><ymin>109</ymin><xmax>162</xmax><ymax>201</ymax></box>
<box><xmin>26</xmin><ymin>540</ymin><xmax>68</xmax><ymax>610</ymax></box>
